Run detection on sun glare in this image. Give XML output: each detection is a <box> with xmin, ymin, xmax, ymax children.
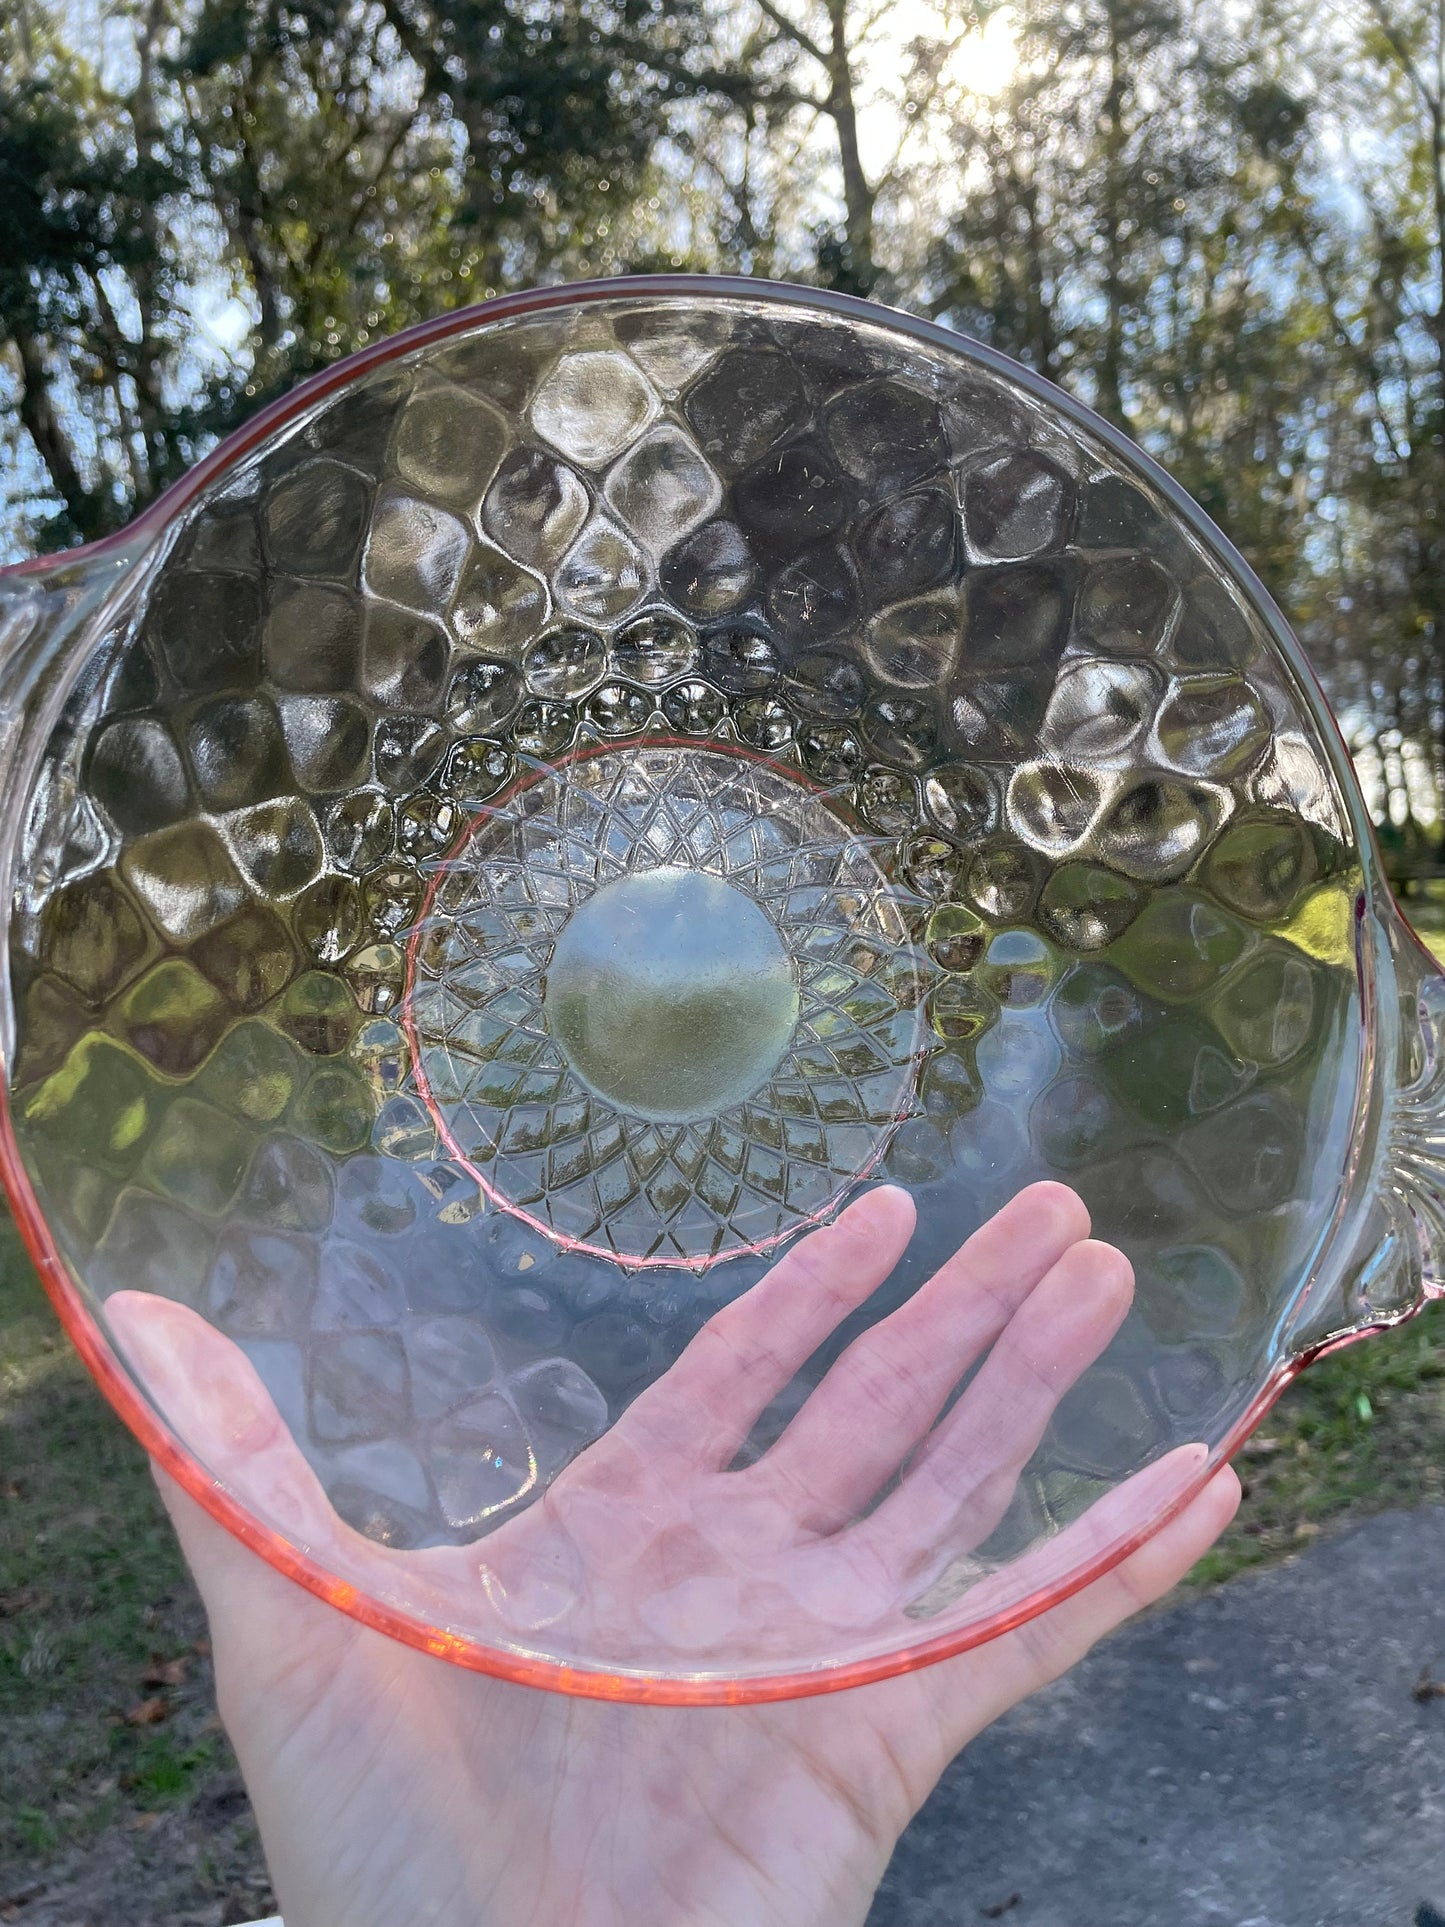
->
<box><xmin>963</xmin><ymin>9</ymin><xmax>1022</xmax><ymax>97</ymax></box>
<box><xmin>855</xmin><ymin>3</ymin><xmax>1021</xmax><ymax>181</ymax></box>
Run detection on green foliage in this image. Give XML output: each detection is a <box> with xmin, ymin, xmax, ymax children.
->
<box><xmin>1</xmin><ymin>0</ymin><xmax>1442</xmax><ymax>836</ymax></box>
<box><xmin>1192</xmin><ymin>1305</ymin><xmax>1445</xmax><ymax>1585</ymax></box>
<box><xmin>12</xmin><ymin>1806</ymin><xmax>58</xmax><ymax>1856</ymax></box>
<box><xmin>0</xmin><ymin>1208</ymin><xmax>213</xmax><ymax>1863</ymax></box>
<box><xmin>0</xmin><ymin>0</ymin><xmax>713</xmax><ymax>553</ymax></box>
<box><xmin>123</xmin><ymin>1730</ymin><xmax>216</xmax><ymax>1803</ymax></box>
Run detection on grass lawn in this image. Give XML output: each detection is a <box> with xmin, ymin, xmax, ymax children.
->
<box><xmin>1188</xmin><ymin>907</ymin><xmax>1445</xmax><ymax>1577</ymax></box>
<box><xmin>1194</xmin><ymin>1305</ymin><xmax>1445</xmax><ymax>1583</ymax></box>
<box><xmin>0</xmin><ymin>1213</ymin><xmax>276</xmax><ymax>1927</ymax></box>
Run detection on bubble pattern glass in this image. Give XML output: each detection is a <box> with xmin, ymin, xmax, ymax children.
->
<box><xmin>0</xmin><ymin>279</ymin><xmax>1436</xmax><ymax>1701</ymax></box>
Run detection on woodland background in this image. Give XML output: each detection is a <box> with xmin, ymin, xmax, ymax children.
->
<box><xmin>4</xmin><ymin>11</ymin><xmax>1445</xmax><ymax>1913</ymax></box>
<box><xmin>3</xmin><ymin>0</ymin><xmax>1444</xmax><ymax>857</ymax></box>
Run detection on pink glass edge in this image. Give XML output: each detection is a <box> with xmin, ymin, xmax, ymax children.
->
<box><xmin>1</xmin><ymin>1058</ymin><xmax>1282</xmax><ymax>1702</ymax></box>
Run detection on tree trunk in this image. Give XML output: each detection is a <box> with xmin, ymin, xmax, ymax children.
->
<box><xmin>1096</xmin><ymin>4</ymin><xmax>1131</xmax><ymax>430</ymax></box>
<box><xmin>124</xmin><ymin>0</ymin><xmax>178</xmax><ymax>501</ymax></box>
<box><xmin>1019</xmin><ymin>164</ymin><xmax>1061</xmax><ymax>382</ymax></box>
<box><xmin>11</xmin><ymin>330</ymin><xmax>108</xmax><ymax>543</ymax></box>
<box><xmin>824</xmin><ymin>0</ymin><xmax>876</xmax><ymax>294</ymax></box>
<box><xmin>1423</xmin><ymin>23</ymin><xmax>1445</xmax><ymax>818</ymax></box>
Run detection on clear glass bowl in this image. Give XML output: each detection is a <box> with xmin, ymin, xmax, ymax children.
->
<box><xmin>1</xmin><ymin>277</ymin><xmax>1441</xmax><ymax>1702</ymax></box>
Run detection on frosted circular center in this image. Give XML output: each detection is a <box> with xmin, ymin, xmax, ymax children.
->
<box><xmin>543</xmin><ymin>866</ymin><xmax>800</xmax><ymax>1123</ymax></box>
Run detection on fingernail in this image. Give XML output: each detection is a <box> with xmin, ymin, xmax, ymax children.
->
<box><xmin>848</xmin><ymin>1183</ymin><xmax>913</xmax><ymax>1230</ymax></box>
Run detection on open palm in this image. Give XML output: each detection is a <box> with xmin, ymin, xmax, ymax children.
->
<box><xmin>109</xmin><ymin>1182</ymin><xmax>1238</xmax><ymax>1927</ymax></box>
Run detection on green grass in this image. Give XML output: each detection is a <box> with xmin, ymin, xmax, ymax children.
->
<box><xmin>0</xmin><ymin>1209</ymin><xmax>227</xmax><ymax>1869</ymax></box>
<box><xmin>1410</xmin><ymin>922</ymin><xmax>1445</xmax><ymax>965</ymax></box>
<box><xmin>1192</xmin><ymin>1305</ymin><xmax>1445</xmax><ymax>1583</ymax></box>
<box><xmin>125</xmin><ymin>1730</ymin><xmax>217</xmax><ymax>1804</ymax></box>
<box><xmin>1396</xmin><ymin>887</ymin><xmax>1445</xmax><ymax>962</ymax></box>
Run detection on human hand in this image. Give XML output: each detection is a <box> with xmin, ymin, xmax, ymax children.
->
<box><xmin>108</xmin><ymin>1182</ymin><xmax>1239</xmax><ymax>1927</ymax></box>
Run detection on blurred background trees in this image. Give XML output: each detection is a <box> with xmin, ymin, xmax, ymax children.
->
<box><xmin>3</xmin><ymin>0</ymin><xmax>1443</xmax><ymax>843</ymax></box>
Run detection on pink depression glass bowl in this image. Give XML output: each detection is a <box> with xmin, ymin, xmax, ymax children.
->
<box><xmin>1</xmin><ymin>277</ymin><xmax>1442</xmax><ymax>1703</ymax></box>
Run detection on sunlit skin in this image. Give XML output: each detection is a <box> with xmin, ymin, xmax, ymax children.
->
<box><xmin>110</xmin><ymin>1181</ymin><xmax>1240</xmax><ymax>1927</ymax></box>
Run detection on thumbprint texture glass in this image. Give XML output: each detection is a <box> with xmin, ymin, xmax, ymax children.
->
<box><xmin>2</xmin><ymin>277</ymin><xmax>1442</xmax><ymax>1702</ymax></box>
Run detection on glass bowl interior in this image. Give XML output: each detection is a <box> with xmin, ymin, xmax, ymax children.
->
<box><xmin>0</xmin><ymin>282</ymin><xmax>1374</xmax><ymax>1697</ymax></box>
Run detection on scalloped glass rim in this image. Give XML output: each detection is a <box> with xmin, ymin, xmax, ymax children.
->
<box><xmin>0</xmin><ymin>274</ymin><xmax>1430</xmax><ymax>1704</ymax></box>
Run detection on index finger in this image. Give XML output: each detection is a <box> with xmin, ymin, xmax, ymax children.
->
<box><xmin>603</xmin><ymin>1183</ymin><xmax>917</xmax><ymax>1472</ymax></box>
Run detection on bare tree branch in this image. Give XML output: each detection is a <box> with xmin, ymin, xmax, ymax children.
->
<box><xmin>753</xmin><ymin>0</ymin><xmax>829</xmax><ymax>68</ymax></box>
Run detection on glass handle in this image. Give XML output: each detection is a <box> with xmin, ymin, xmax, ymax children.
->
<box><xmin>0</xmin><ymin>541</ymin><xmax>150</xmax><ymax>1064</ymax></box>
<box><xmin>0</xmin><ymin>544</ymin><xmax>143</xmax><ymax>745</ymax></box>
<box><xmin>1288</xmin><ymin>902</ymin><xmax>1445</xmax><ymax>1362</ymax></box>
<box><xmin>1382</xmin><ymin>943</ymin><xmax>1445</xmax><ymax>1294</ymax></box>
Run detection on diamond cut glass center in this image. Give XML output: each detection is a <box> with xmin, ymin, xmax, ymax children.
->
<box><xmin>544</xmin><ymin>867</ymin><xmax>800</xmax><ymax>1123</ymax></box>
<box><xmin>403</xmin><ymin>744</ymin><xmax>927</xmax><ymax>1268</ymax></box>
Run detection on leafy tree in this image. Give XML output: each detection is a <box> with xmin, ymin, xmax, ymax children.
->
<box><xmin>1</xmin><ymin>5</ymin><xmax>188</xmax><ymax>544</ymax></box>
<box><xmin>1310</xmin><ymin>0</ymin><xmax>1445</xmax><ymax>826</ymax></box>
<box><xmin>0</xmin><ymin>0</ymin><xmax>700</xmax><ymax>553</ymax></box>
<box><xmin>4</xmin><ymin>0</ymin><xmax>1444</xmax><ymax>847</ymax></box>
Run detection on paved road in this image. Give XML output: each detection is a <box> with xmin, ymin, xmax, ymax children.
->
<box><xmin>869</xmin><ymin>1509</ymin><xmax>1445</xmax><ymax>1927</ymax></box>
